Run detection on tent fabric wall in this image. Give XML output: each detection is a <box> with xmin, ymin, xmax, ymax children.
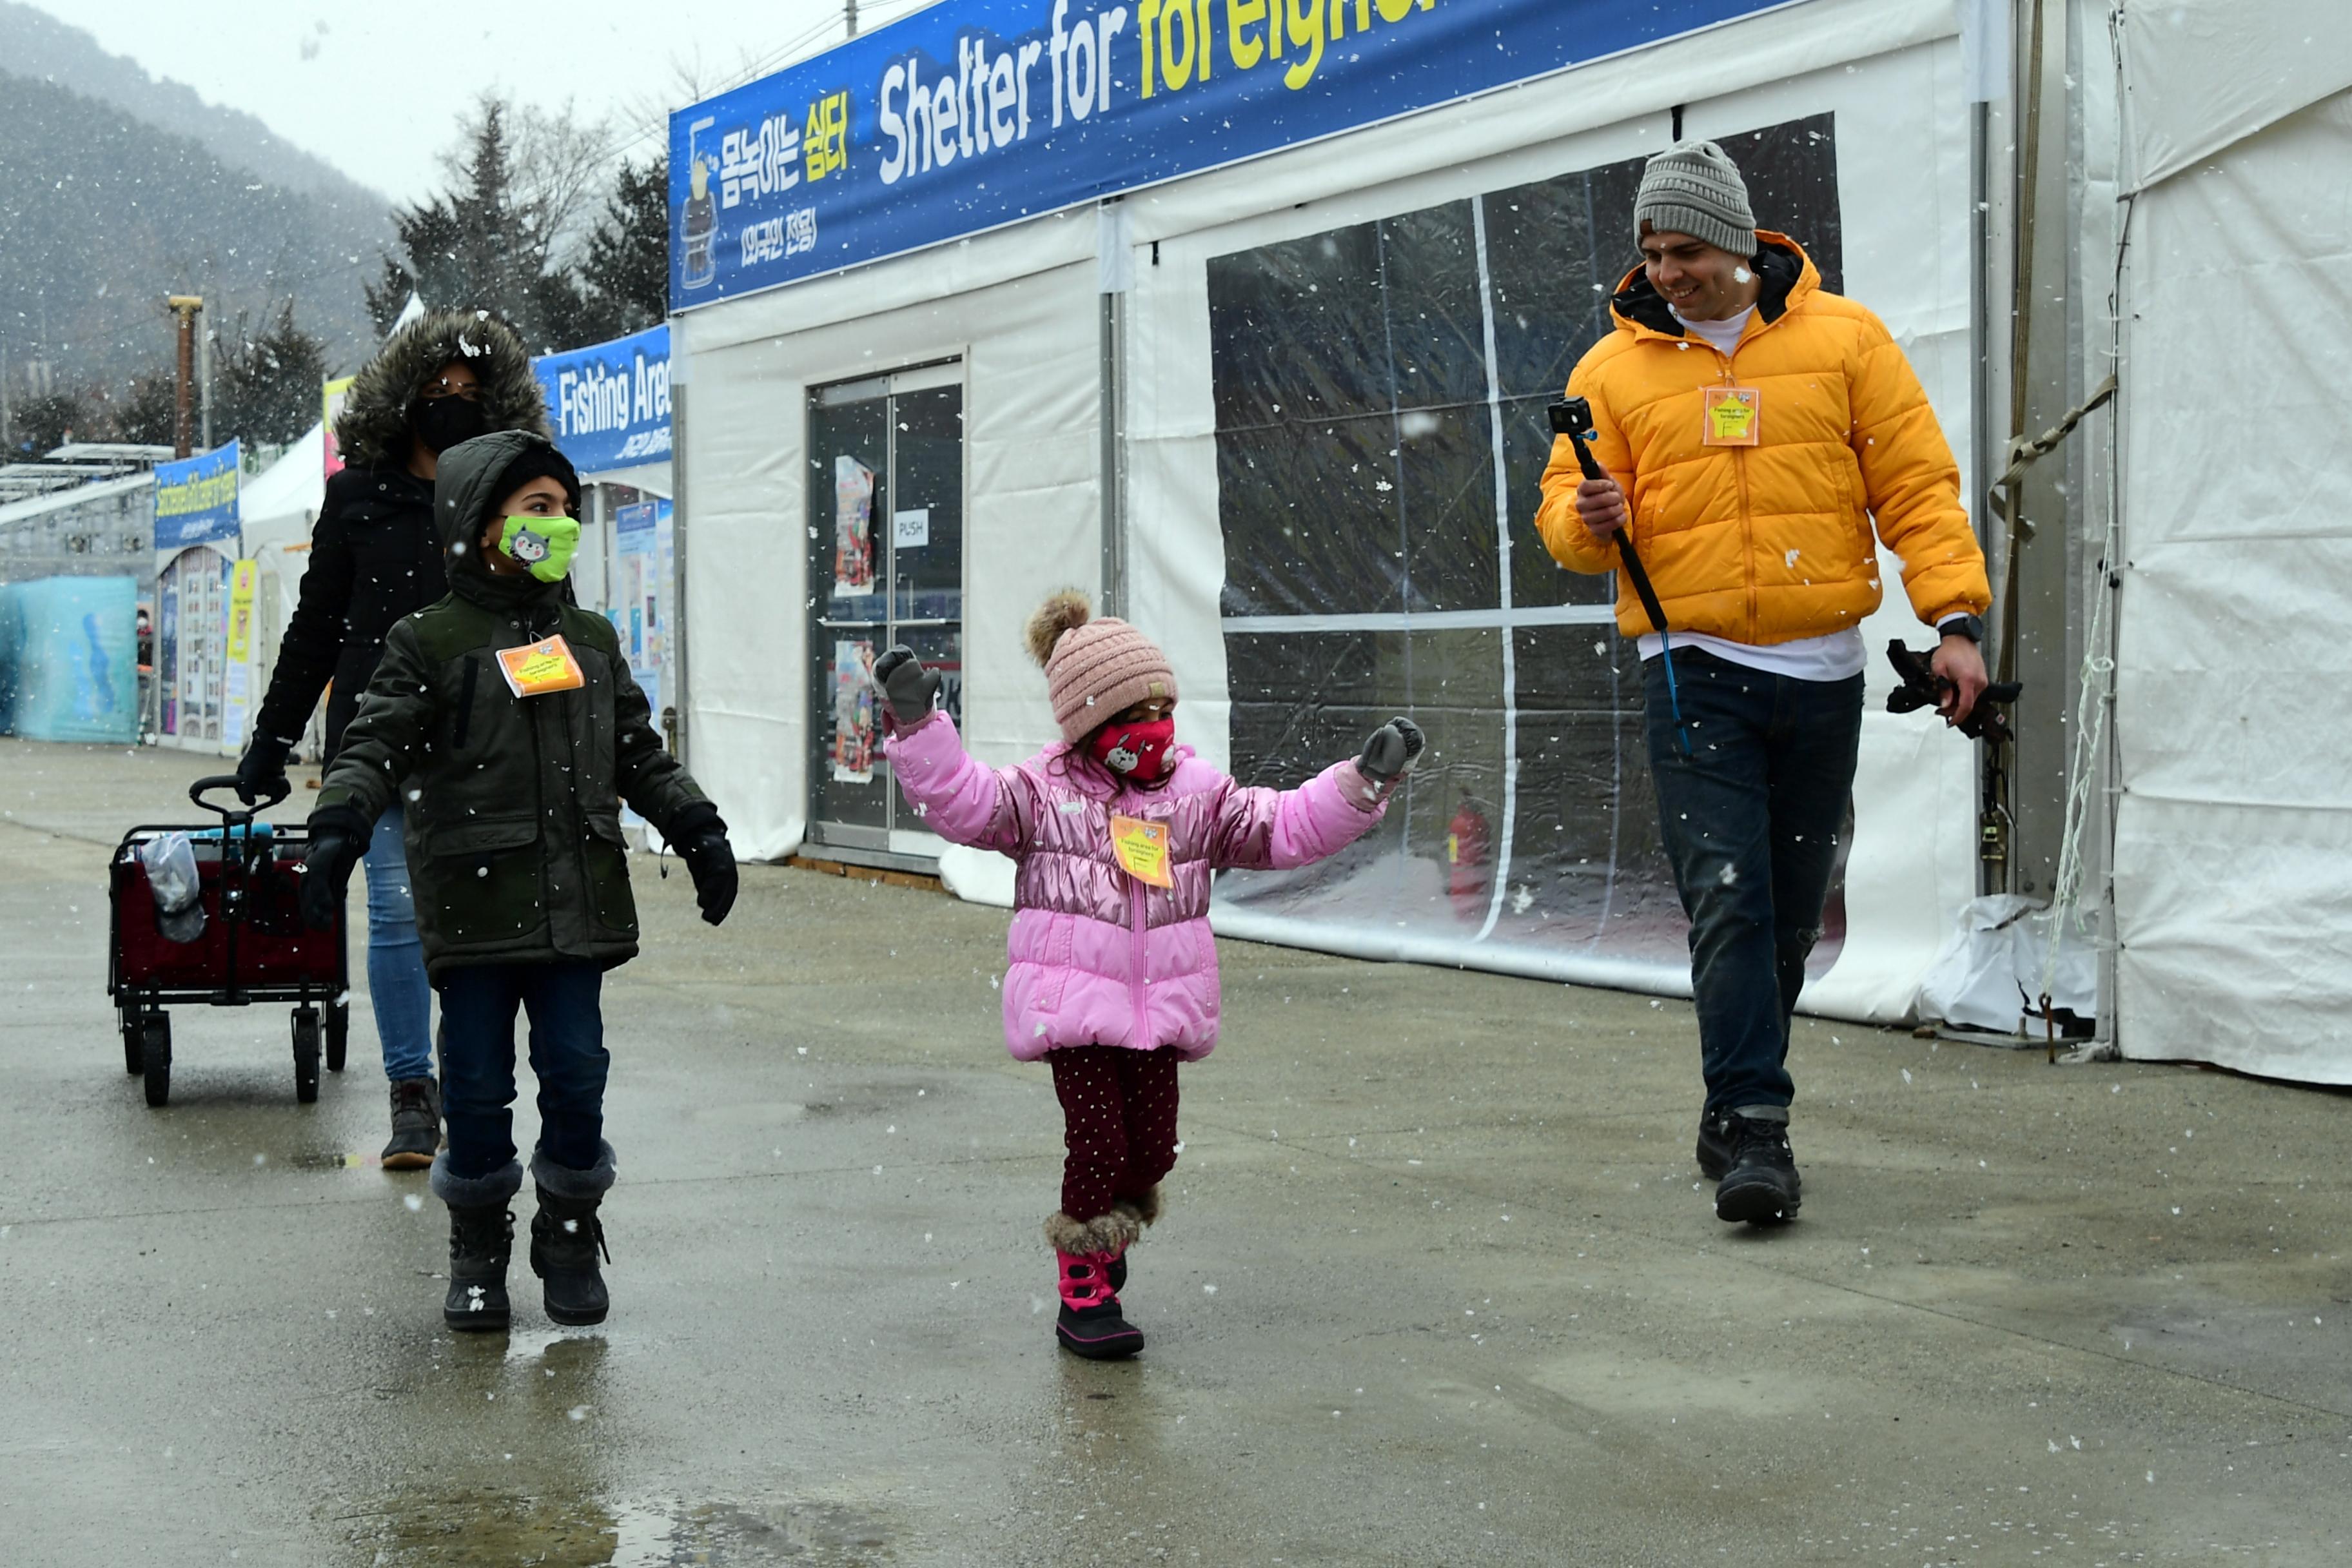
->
<box><xmin>2118</xmin><ymin>0</ymin><xmax>2352</xmax><ymax>193</ymax></box>
<box><xmin>677</xmin><ymin>0</ymin><xmax>1985</xmax><ymax>1026</ymax></box>
<box><xmin>1120</xmin><ymin>26</ymin><xmax>1977</xmax><ymax>1021</ymax></box>
<box><xmin>678</xmin><ymin>215</ymin><xmax>1101</xmax><ymax>863</ymax></box>
<box><xmin>2112</xmin><ymin>81</ymin><xmax>2352</xmax><ymax>1081</ymax></box>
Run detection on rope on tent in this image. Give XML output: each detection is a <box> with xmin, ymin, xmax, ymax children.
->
<box><xmin>2036</xmin><ymin>378</ymin><xmax>2121</xmax><ymax>1059</ymax></box>
<box><xmin>1984</xmin><ymin>374</ymin><xmax>2116</xmax><ymax>1059</ymax></box>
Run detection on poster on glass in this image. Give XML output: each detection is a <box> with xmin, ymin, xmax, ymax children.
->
<box><xmin>833</xmin><ymin>456</ymin><xmax>874</xmax><ymax>594</ymax></box>
<box><xmin>832</xmin><ymin>639</ymin><xmax>875</xmax><ymax>783</ymax></box>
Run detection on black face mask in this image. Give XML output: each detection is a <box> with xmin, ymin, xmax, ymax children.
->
<box><xmin>410</xmin><ymin>395</ymin><xmax>491</xmax><ymax>455</ymax></box>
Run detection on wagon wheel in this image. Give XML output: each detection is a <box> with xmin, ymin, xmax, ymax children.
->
<box><xmin>141</xmin><ymin>1014</ymin><xmax>172</xmax><ymax>1108</ymax></box>
<box><xmin>121</xmin><ymin>1005</ymin><xmax>144</xmax><ymax>1075</ymax></box>
<box><xmin>291</xmin><ymin>1008</ymin><xmax>322</xmax><ymax>1104</ymax></box>
<box><xmin>325</xmin><ymin>999</ymin><xmax>349</xmax><ymax>1073</ymax></box>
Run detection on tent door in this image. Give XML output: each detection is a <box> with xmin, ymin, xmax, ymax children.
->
<box><xmin>806</xmin><ymin>363</ymin><xmax>965</xmax><ymax>859</ymax></box>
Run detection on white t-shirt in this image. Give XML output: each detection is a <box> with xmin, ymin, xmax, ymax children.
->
<box><xmin>1635</xmin><ymin>304</ymin><xmax>1867</xmax><ymax>683</ymax></box>
<box><xmin>1674</xmin><ymin>304</ymin><xmax>1754</xmax><ymax>359</ymax></box>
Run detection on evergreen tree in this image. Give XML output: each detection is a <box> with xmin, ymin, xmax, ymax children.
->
<box><xmin>576</xmin><ymin>154</ymin><xmax>669</xmax><ymax>341</ymax></box>
<box><xmin>364</xmin><ymin>96</ymin><xmax>601</xmax><ymax>352</ymax></box>
<box><xmin>9</xmin><ymin>390</ymin><xmax>88</xmax><ymax>456</ymax></box>
<box><xmin>215</xmin><ymin>302</ymin><xmax>330</xmax><ymax>447</ymax></box>
<box><xmin>114</xmin><ymin>372</ymin><xmax>178</xmax><ymax>447</ymax></box>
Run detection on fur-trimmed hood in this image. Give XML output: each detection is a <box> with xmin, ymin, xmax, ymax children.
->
<box><xmin>333</xmin><ymin>308</ymin><xmax>549</xmax><ymax>470</ymax></box>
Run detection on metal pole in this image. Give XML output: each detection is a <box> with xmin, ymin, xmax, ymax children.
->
<box><xmin>667</xmin><ymin>335</ymin><xmax>691</xmax><ymax>768</ymax></box>
<box><xmin>845</xmin><ymin>0</ymin><xmax>859</xmax><ymax>37</ymax></box>
<box><xmin>167</xmin><ymin>295</ymin><xmax>202</xmax><ymax>459</ymax></box>
<box><xmin>198</xmin><ymin>311</ymin><xmax>213</xmax><ymax>451</ymax></box>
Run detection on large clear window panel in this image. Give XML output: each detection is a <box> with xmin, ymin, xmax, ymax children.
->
<box><xmin>1206</xmin><ymin>117</ymin><xmax>1844</xmax><ymax>971</ymax></box>
<box><xmin>892</xmin><ymin>386</ymin><xmax>964</xmax><ymax>625</ymax></box>
<box><xmin>1219</xmin><ymin>628</ymin><xmax>1507</xmax><ymax>931</ymax></box>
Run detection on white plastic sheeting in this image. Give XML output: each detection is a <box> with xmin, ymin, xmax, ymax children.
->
<box><xmin>2112</xmin><ymin>16</ymin><xmax>2352</xmax><ymax>1081</ymax></box>
<box><xmin>677</xmin><ymin>215</ymin><xmax>1101</xmax><ymax>863</ymax></box>
<box><xmin>679</xmin><ymin>0</ymin><xmax>1988</xmax><ymax>1024</ymax></box>
<box><xmin>2119</xmin><ymin>0</ymin><xmax>2352</xmax><ymax>193</ymax></box>
<box><xmin>1122</xmin><ymin>21</ymin><xmax>1977</xmax><ymax>1020</ymax></box>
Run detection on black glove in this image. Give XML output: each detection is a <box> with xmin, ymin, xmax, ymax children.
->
<box><xmin>234</xmin><ymin>732</ymin><xmax>293</xmax><ymax>807</ymax></box>
<box><xmin>667</xmin><ymin>801</ymin><xmax>738</xmax><ymax>926</ymax></box>
<box><xmin>298</xmin><ymin>805</ymin><xmax>371</xmax><ymax>932</ymax></box>
<box><xmin>1356</xmin><ymin>716</ymin><xmax>1427</xmax><ymax>790</ymax></box>
<box><xmin>869</xmin><ymin>644</ymin><xmax>942</xmax><ymax>729</ymax></box>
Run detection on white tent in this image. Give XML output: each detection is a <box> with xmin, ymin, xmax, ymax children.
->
<box><xmin>2108</xmin><ymin>2</ymin><xmax>2352</xmax><ymax>1079</ymax></box>
<box><xmin>677</xmin><ymin>0</ymin><xmax>1984</xmax><ymax>1024</ymax></box>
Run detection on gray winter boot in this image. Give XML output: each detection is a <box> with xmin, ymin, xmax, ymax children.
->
<box><xmin>529</xmin><ymin>1143</ymin><xmax>616</xmax><ymax>1327</ymax></box>
<box><xmin>381</xmin><ymin>1078</ymin><xmax>441</xmax><ymax>1170</ymax></box>
<box><xmin>432</xmin><ymin>1155</ymin><xmax>522</xmax><ymax>1332</ymax></box>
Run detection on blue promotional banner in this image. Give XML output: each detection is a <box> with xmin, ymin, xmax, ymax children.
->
<box><xmin>669</xmin><ymin>0</ymin><xmax>1796</xmax><ymax>305</ymax></box>
<box><xmin>534</xmin><ymin>324</ymin><xmax>672</xmax><ymax>475</ymax></box>
<box><xmin>153</xmin><ymin>440</ymin><xmax>240</xmax><ymax>551</ymax></box>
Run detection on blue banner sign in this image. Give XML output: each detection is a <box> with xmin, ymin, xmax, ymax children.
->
<box><xmin>533</xmin><ymin>324</ymin><xmax>672</xmax><ymax>475</ymax></box>
<box><xmin>153</xmin><ymin>440</ymin><xmax>240</xmax><ymax>551</ymax></box>
<box><xmin>669</xmin><ymin>0</ymin><xmax>1793</xmax><ymax>305</ymax></box>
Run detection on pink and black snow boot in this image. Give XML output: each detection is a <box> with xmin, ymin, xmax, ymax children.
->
<box><xmin>1054</xmin><ymin>1248</ymin><xmax>1144</xmax><ymax>1359</ymax></box>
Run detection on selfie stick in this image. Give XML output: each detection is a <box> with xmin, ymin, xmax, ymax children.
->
<box><xmin>1549</xmin><ymin>398</ymin><xmax>1689</xmax><ymax>754</ymax></box>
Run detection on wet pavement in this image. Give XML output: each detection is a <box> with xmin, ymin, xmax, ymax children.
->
<box><xmin>3</xmin><ymin>736</ymin><xmax>2349</xmax><ymax>1565</ymax></box>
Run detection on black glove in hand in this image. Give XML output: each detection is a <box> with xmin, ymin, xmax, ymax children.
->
<box><xmin>298</xmin><ymin>807</ymin><xmax>369</xmax><ymax>932</ymax></box>
<box><xmin>235</xmin><ymin>732</ymin><xmax>293</xmax><ymax>807</ymax></box>
<box><xmin>675</xmin><ymin>827</ymin><xmax>737</xmax><ymax>925</ymax></box>
<box><xmin>667</xmin><ymin>800</ymin><xmax>738</xmax><ymax>926</ymax></box>
<box><xmin>869</xmin><ymin>644</ymin><xmax>942</xmax><ymax>729</ymax></box>
<box><xmin>1357</xmin><ymin>716</ymin><xmax>1427</xmax><ymax>792</ymax></box>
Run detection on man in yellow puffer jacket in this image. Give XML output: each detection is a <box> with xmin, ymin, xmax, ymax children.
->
<box><xmin>1534</xmin><ymin>140</ymin><xmax>1991</xmax><ymax>1228</ymax></box>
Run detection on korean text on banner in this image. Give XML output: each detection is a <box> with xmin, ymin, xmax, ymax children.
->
<box><xmin>154</xmin><ymin>441</ymin><xmax>242</xmax><ymax>551</ymax></box>
<box><xmin>667</xmin><ymin>0</ymin><xmax>1792</xmax><ymax>305</ymax></box>
<box><xmin>225</xmin><ymin>559</ymin><xmax>259</xmax><ymax>662</ymax></box>
<box><xmin>322</xmin><ymin>377</ymin><xmax>355</xmax><ymax>478</ymax></box>
<box><xmin>533</xmin><ymin>324</ymin><xmax>672</xmax><ymax>475</ymax></box>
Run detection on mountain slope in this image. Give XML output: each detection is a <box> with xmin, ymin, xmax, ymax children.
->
<box><xmin>0</xmin><ymin>1</ymin><xmax>389</xmax><ymax>217</ymax></box>
<box><xmin>0</xmin><ymin>70</ymin><xmax>381</xmax><ymax>386</ymax></box>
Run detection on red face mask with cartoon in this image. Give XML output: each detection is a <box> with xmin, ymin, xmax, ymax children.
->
<box><xmin>1086</xmin><ymin>716</ymin><xmax>1177</xmax><ymax>782</ymax></box>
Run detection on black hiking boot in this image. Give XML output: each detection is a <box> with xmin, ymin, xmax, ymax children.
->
<box><xmin>1711</xmin><ymin>1112</ymin><xmax>1802</xmax><ymax>1226</ymax></box>
<box><xmin>443</xmin><ymin>1204</ymin><xmax>514</xmax><ymax>1331</ymax></box>
<box><xmin>382</xmin><ymin>1078</ymin><xmax>441</xmax><ymax>1171</ymax></box>
<box><xmin>530</xmin><ymin>1188</ymin><xmax>611</xmax><ymax>1327</ymax></box>
<box><xmin>1696</xmin><ymin>1112</ymin><xmax>1736</xmax><ymax>1181</ymax></box>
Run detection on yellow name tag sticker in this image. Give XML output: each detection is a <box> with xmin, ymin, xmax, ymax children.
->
<box><xmin>1703</xmin><ymin>385</ymin><xmax>1761</xmax><ymax>447</ymax></box>
<box><xmin>495</xmin><ymin>634</ymin><xmax>587</xmax><ymax>698</ymax></box>
<box><xmin>1108</xmin><ymin>814</ymin><xmax>1174</xmax><ymax>888</ymax></box>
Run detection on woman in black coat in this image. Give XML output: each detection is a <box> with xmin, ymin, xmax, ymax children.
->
<box><xmin>236</xmin><ymin>308</ymin><xmax>550</xmax><ymax>1167</ymax></box>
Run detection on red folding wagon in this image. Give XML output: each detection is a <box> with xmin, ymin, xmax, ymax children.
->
<box><xmin>107</xmin><ymin>776</ymin><xmax>349</xmax><ymax>1107</ymax></box>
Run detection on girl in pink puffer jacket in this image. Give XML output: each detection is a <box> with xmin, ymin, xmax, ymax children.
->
<box><xmin>872</xmin><ymin>592</ymin><xmax>1422</xmax><ymax>1360</ymax></box>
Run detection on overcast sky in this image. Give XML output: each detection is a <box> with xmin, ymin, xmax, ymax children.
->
<box><xmin>28</xmin><ymin>0</ymin><xmax>936</xmax><ymax>204</ymax></box>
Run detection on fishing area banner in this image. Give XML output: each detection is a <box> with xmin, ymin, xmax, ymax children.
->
<box><xmin>153</xmin><ymin>441</ymin><xmax>241</xmax><ymax>553</ymax></box>
<box><xmin>668</xmin><ymin>0</ymin><xmax>1799</xmax><ymax>305</ymax></box>
<box><xmin>532</xmin><ymin>325</ymin><xmax>672</xmax><ymax>474</ymax></box>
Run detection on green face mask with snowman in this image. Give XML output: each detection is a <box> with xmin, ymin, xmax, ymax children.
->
<box><xmin>496</xmin><ymin>515</ymin><xmax>581</xmax><ymax>582</ymax></box>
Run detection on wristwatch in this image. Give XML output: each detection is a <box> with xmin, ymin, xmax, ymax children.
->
<box><xmin>1937</xmin><ymin>614</ymin><xmax>1984</xmax><ymax>644</ymax></box>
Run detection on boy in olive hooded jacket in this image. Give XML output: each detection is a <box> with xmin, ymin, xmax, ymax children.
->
<box><xmin>303</xmin><ymin>430</ymin><xmax>736</xmax><ymax>1332</ymax></box>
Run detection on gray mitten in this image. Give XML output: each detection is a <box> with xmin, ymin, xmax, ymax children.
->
<box><xmin>869</xmin><ymin>645</ymin><xmax>942</xmax><ymax>729</ymax></box>
<box><xmin>1357</xmin><ymin>716</ymin><xmax>1427</xmax><ymax>791</ymax></box>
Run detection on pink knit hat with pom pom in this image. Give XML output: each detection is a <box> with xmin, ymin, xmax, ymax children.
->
<box><xmin>1024</xmin><ymin>590</ymin><xmax>1178</xmax><ymax>743</ymax></box>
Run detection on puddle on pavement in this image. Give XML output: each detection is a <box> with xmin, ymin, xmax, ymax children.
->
<box><xmin>349</xmin><ymin>1491</ymin><xmax>895</xmax><ymax>1566</ymax></box>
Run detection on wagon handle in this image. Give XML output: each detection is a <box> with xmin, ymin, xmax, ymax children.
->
<box><xmin>189</xmin><ymin>774</ymin><xmax>287</xmax><ymax>816</ymax></box>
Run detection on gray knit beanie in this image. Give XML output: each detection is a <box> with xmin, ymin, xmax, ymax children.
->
<box><xmin>1634</xmin><ymin>140</ymin><xmax>1758</xmax><ymax>258</ymax></box>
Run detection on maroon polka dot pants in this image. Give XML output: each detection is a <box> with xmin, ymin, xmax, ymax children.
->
<box><xmin>1048</xmin><ymin>1044</ymin><xmax>1182</xmax><ymax>1222</ymax></box>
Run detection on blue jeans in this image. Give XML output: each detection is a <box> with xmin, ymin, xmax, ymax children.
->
<box><xmin>436</xmin><ymin>964</ymin><xmax>609</xmax><ymax>1181</ymax></box>
<box><xmin>1643</xmin><ymin>649</ymin><xmax>1863</xmax><ymax>1118</ymax></box>
<box><xmin>362</xmin><ymin>805</ymin><xmax>435</xmax><ymax>1083</ymax></box>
